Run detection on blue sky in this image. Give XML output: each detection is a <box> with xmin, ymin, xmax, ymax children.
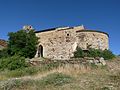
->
<box><xmin>0</xmin><ymin>0</ymin><xmax>120</xmax><ymax>54</ymax></box>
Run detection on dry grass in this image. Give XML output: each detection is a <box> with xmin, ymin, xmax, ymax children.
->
<box><xmin>52</xmin><ymin>64</ymin><xmax>91</xmax><ymax>77</ymax></box>
<box><xmin>0</xmin><ymin>58</ymin><xmax>120</xmax><ymax>90</ymax></box>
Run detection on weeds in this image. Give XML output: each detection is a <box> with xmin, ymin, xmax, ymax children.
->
<box><xmin>0</xmin><ymin>73</ymin><xmax>73</xmax><ymax>90</ymax></box>
<box><xmin>37</xmin><ymin>72</ymin><xmax>73</xmax><ymax>87</ymax></box>
<box><xmin>0</xmin><ymin>61</ymin><xmax>61</xmax><ymax>79</ymax></box>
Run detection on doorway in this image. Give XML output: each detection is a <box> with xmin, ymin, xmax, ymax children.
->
<box><xmin>38</xmin><ymin>45</ymin><xmax>43</xmax><ymax>57</ymax></box>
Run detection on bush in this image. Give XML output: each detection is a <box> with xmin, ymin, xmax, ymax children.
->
<box><xmin>0</xmin><ymin>48</ymin><xmax>9</xmax><ymax>58</ymax></box>
<box><xmin>0</xmin><ymin>61</ymin><xmax>61</xmax><ymax>78</ymax></box>
<box><xmin>74</xmin><ymin>47</ymin><xmax>85</xmax><ymax>58</ymax></box>
<box><xmin>0</xmin><ymin>55</ymin><xmax>28</xmax><ymax>70</ymax></box>
<box><xmin>87</xmin><ymin>48</ymin><xmax>103</xmax><ymax>57</ymax></box>
<box><xmin>74</xmin><ymin>47</ymin><xmax>115</xmax><ymax>60</ymax></box>
<box><xmin>102</xmin><ymin>49</ymin><xmax>115</xmax><ymax>60</ymax></box>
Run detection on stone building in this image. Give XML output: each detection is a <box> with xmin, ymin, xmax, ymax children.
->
<box><xmin>34</xmin><ymin>25</ymin><xmax>109</xmax><ymax>60</ymax></box>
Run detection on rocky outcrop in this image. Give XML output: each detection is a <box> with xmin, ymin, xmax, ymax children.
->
<box><xmin>0</xmin><ymin>39</ymin><xmax>7</xmax><ymax>50</ymax></box>
<box><xmin>87</xmin><ymin>57</ymin><xmax>106</xmax><ymax>66</ymax></box>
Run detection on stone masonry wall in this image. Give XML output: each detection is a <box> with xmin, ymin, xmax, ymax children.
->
<box><xmin>76</xmin><ymin>31</ymin><xmax>109</xmax><ymax>50</ymax></box>
<box><xmin>35</xmin><ymin>26</ymin><xmax>109</xmax><ymax>60</ymax></box>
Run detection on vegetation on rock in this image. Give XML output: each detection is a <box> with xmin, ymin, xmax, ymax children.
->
<box><xmin>74</xmin><ymin>47</ymin><xmax>115</xmax><ymax>60</ymax></box>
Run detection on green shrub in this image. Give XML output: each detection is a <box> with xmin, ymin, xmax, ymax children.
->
<box><xmin>74</xmin><ymin>47</ymin><xmax>115</xmax><ymax>60</ymax></box>
<box><xmin>74</xmin><ymin>47</ymin><xmax>85</xmax><ymax>58</ymax></box>
<box><xmin>87</xmin><ymin>48</ymin><xmax>103</xmax><ymax>57</ymax></box>
<box><xmin>0</xmin><ymin>55</ymin><xmax>28</xmax><ymax>70</ymax></box>
<box><xmin>0</xmin><ymin>61</ymin><xmax>61</xmax><ymax>78</ymax></box>
<box><xmin>0</xmin><ymin>48</ymin><xmax>9</xmax><ymax>58</ymax></box>
<box><xmin>102</xmin><ymin>49</ymin><xmax>115</xmax><ymax>60</ymax></box>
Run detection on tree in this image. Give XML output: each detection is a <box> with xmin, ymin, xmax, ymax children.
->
<box><xmin>8</xmin><ymin>30</ymin><xmax>38</xmax><ymax>58</ymax></box>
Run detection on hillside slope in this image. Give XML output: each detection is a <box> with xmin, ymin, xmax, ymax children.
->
<box><xmin>0</xmin><ymin>57</ymin><xmax>120</xmax><ymax>90</ymax></box>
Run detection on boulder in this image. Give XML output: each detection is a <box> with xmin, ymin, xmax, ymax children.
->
<box><xmin>99</xmin><ymin>57</ymin><xmax>106</xmax><ymax>66</ymax></box>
